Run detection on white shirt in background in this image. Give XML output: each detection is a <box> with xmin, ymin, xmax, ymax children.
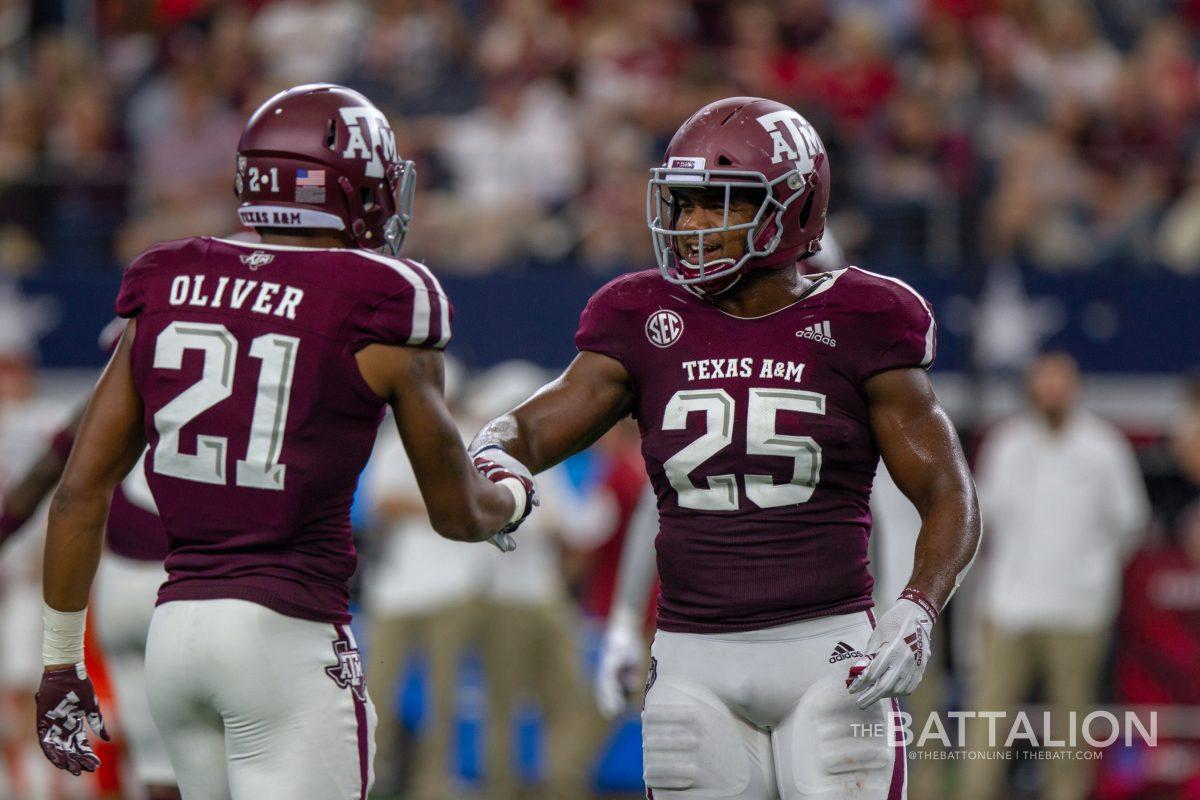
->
<box><xmin>364</xmin><ymin>421</ymin><xmax>616</xmax><ymax>612</ymax></box>
<box><xmin>363</xmin><ymin>425</ymin><xmax>486</xmax><ymax>617</ymax></box>
<box><xmin>975</xmin><ymin>410</ymin><xmax>1150</xmax><ymax>631</ymax></box>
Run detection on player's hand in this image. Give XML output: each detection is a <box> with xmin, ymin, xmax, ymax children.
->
<box><xmin>847</xmin><ymin>590</ymin><xmax>937</xmax><ymax>710</ymax></box>
<box><xmin>471</xmin><ymin>449</ymin><xmax>538</xmax><ymax>548</ymax></box>
<box><xmin>595</xmin><ymin>611</ymin><xmax>645</xmax><ymax>718</ymax></box>
<box><xmin>35</xmin><ymin>664</ymin><xmax>110</xmax><ymax>775</ymax></box>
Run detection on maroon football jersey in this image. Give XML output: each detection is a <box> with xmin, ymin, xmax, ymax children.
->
<box><xmin>576</xmin><ymin>267</ymin><xmax>935</xmax><ymax>633</ymax></box>
<box><xmin>104</xmin><ymin>446</ymin><xmax>169</xmax><ymax>561</ymax></box>
<box><xmin>116</xmin><ymin>237</ymin><xmax>452</xmax><ymax>624</ymax></box>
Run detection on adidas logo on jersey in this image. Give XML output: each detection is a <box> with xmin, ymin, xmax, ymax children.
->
<box><xmin>828</xmin><ymin>641</ymin><xmax>865</xmax><ymax>664</ymax></box>
<box><xmin>797</xmin><ymin>321</ymin><xmax>836</xmax><ymax>347</ymax></box>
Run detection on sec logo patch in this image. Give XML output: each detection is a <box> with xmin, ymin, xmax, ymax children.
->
<box><xmin>645</xmin><ymin>309</ymin><xmax>684</xmax><ymax>348</ymax></box>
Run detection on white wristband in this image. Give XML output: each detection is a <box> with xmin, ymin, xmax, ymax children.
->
<box><xmin>498</xmin><ymin>477</ymin><xmax>528</xmax><ymax>525</ymax></box>
<box><xmin>42</xmin><ymin>604</ymin><xmax>86</xmax><ymax>666</ymax></box>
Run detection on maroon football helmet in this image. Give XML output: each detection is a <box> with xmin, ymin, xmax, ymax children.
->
<box><xmin>647</xmin><ymin>97</ymin><xmax>830</xmax><ymax>295</ymax></box>
<box><xmin>235</xmin><ymin>83</ymin><xmax>415</xmax><ymax>255</ymax></box>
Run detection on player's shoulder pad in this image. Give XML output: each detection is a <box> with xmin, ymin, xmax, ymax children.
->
<box><xmin>837</xmin><ymin>266</ymin><xmax>937</xmax><ymax>372</ymax></box>
<box><xmin>115</xmin><ymin>237</ymin><xmax>208</xmax><ymax>318</ymax></box>
<box><xmin>339</xmin><ymin>250</ymin><xmax>453</xmax><ymax>351</ymax></box>
<box><xmin>836</xmin><ymin>267</ymin><xmax>934</xmax><ymax>318</ymax></box>
<box><xmin>125</xmin><ymin>236</ymin><xmax>208</xmax><ymax>275</ymax></box>
<box><xmin>586</xmin><ymin>268</ymin><xmax>665</xmax><ymax>313</ymax></box>
<box><xmin>576</xmin><ymin>268</ymin><xmax>664</xmax><ymax>363</ymax></box>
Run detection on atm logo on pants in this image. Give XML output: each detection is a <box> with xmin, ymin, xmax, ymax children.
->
<box><xmin>325</xmin><ymin>636</ymin><xmax>366</xmax><ymax>701</ymax></box>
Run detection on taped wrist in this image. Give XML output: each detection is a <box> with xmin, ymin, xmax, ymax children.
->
<box><xmin>42</xmin><ymin>604</ymin><xmax>86</xmax><ymax>666</ymax></box>
<box><xmin>497</xmin><ymin>477</ymin><xmax>529</xmax><ymax>525</ymax></box>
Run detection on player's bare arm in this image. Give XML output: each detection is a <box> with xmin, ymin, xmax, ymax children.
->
<box><xmin>469</xmin><ymin>349</ymin><xmax>635</xmax><ymax>474</ymax></box>
<box><xmin>866</xmin><ymin>367</ymin><xmax>980</xmax><ymax>609</ymax></box>
<box><xmin>847</xmin><ymin>366</ymin><xmax>981</xmax><ymax>708</ymax></box>
<box><xmin>44</xmin><ymin>323</ymin><xmax>146</xmax><ymax>621</ymax></box>
<box><xmin>356</xmin><ymin>343</ymin><xmax>530</xmax><ymax>541</ymax></box>
<box><xmin>36</xmin><ymin>325</ymin><xmax>142</xmax><ymax>774</ymax></box>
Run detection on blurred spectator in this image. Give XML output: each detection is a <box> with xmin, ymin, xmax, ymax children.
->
<box><xmin>1105</xmin><ymin>376</ymin><xmax>1200</xmax><ymax>797</ymax></box>
<box><xmin>902</xmin><ymin>14</ymin><xmax>978</xmax><ymax>130</ymax></box>
<box><xmin>0</xmin><ymin>302</ymin><xmax>74</xmax><ymax>800</ymax></box>
<box><xmin>860</xmin><ymin>90</ymin><xmax>973</xmax><ymax>265</ymax></box>
<box><xmin>346</xmin><ymin>0</ymin><xmax>479</xmax><ymax>117</ymax></box>
<box><xmin>1156</xmin><ymin>147</ymin><xmax>1200</xmax><ymax>274</ymax></box>
<box><xmin>575</xmin><ymin>419</ymin><xmax>648</xmax><ymax>621</ymax></box>
<box><xmin>463</xmin><ymin>361</ymin><xmax>609</xmax><ymax>800</ymax></box>
<box><xmin>983</xmin><ymin>116</ymin><xmax>1095</xmax><ymax>269</ymax></box>
<box><xmin>475</xmin><ymin>0</ymin><xmax>574</xmax><ymax>82</ymax></box>
<box><xmin>1012</xmin><ymin>3</ymin><xmax>1121</xmax><ymax>111</ymax></box>
<box><xmin>806</xmin><ymin>12</ymin><xmax>897</xmax><ymax>139</ymax></box>
<box><xmin>6</xmin><ymin>0</ymin><xmax>1200</xmax><ymax>274</ymax></box>
<box><xmin>249</xmin><ymin>0</ymin><xmax>367</xmax><ymax>85</ymax></box>
<box><xmin>363</xmin><ymin>404</ymin><xmax>485</xmax><ymax>800</ymax></box>
<box><xmin>574</xmin><ymin>0</ymin><xmax>691</xmax><ymax>126</ymax></box>
<box><xmin>42</xmin><ymin>74</ymin><xmax>128</xmax><ymax>269</ymax></box>
<box><xmin>962</xmin><ymin>352</ymin><xmax>1151</xmax><ymax>800</ymax></box>
<box><xmin>0</xmin><ymin>0</ymin><xmax>30</xmax><ymax>87</ymax></box>
<box><xmin>573</xmin><ymin>124</ymin><xmax>657</xmax><ymax>271</ymax></box>
<box><xmin>119</xmin><ymin>29</ymin><xmax>243</xmax><ymax>261</ymax></box>
<box><xmin>434</xmin><ymin>75</ymin><xmax>582</xmax><ymax>269</ymax></box>
<box><xmin>0</xmin><ymin>81</ymin><xmax>44</xmax><ymax>274</ymax></box>
<box><xmin>1117</xmin><ymin>378</ymin><xmax>1200</xmax><ymax>707</ymax></box>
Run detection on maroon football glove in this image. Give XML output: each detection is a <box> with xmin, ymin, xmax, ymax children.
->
<box><xmin>472</xmin><ymin>451</ymin><xmax>538</xmax><ymax>544</ymax></box>
<box><xmin>35</xmin><ymin>665</ymin><xmax>110</xmax><ymax>775</ymax></box>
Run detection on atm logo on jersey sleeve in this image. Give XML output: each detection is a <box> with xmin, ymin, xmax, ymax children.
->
<box><xmin>646</xmin><ymin>309</ymin><xmax>684</xmax><ymax>348</ymax></box>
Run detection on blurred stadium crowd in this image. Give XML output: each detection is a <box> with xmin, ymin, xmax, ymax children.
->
<box><xmin>6</xmin><ymin>0</ymin><xmax>1200</xmax><ymax>274</ymax></box>
<box><xmin>1</xmin><ymin>1</ymin><xmax>1200</xmax><ymax>800</ymax></box>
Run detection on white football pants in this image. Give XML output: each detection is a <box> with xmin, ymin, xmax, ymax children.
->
<box><xmin>94</xmin><ymin>553</ymin><xmax>174</xmax><ymax>786</ymax></box>
<box><xmin>642</xmin><ymin>611</ymin><xmax>906</xmax><ymax>800</ymax></box>
<box><xmin>145</xmin><ymin>599</ymin><xmax>376</xmax><ymax>800</ymax></box>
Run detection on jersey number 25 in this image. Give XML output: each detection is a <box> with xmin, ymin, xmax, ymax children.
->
<box><xmin>662</xmin><ymin>388</ymin><xmax>824</xmax><ymax>511</ymax></box>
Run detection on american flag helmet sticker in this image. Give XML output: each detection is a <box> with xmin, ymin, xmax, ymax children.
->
<box><xmin>295</xmin><ymin>169</ymin><xmax>326</xmax><ymax>203</ymax></box>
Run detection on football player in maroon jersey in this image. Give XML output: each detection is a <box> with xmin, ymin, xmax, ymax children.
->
<box><xmin>35</xmin><ymin>84</ymin><xmax>536</xmax><ymax>799</ymax></box>
<box><xmin>470</xmin><ymin>97</ymin><xmax>981</xmax><ymax>799</ymax></box>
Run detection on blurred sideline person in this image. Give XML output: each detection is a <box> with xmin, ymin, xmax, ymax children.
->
<box><xmin>0</xmin><ymin>349</ymin><xmax>74</xmax><ymax>800</ymax></box>
<box><xmin>573</xmin><ymin>419</ymin><xmax>650</xmax><ymax>626</ymax></box>
<box><xmin>2</xmin><ymin>388</ymin><xmax>180</xmax><ymax>800</ymax></box>
<box><xmin>1111</xmin><ymin>382</ymin><xmax>1200</xmax><ymax>797</ymax></box>
<box><xmin>364</xmin><ymin>357</ymin><xmax>486</xmax><ymax>800</ymax></box>
<box><xmin>962</xmin><ymin>352</ymin><xmax>1150</xmax><ymax>800</ymax></box>
<box><xmin>466</xmin><ymin>361</ymin><xmax>610</xmax><ymax>800</ymax></box>
<box><xmin>34</xmin><ymin>83</ymin><xmax>535</xmax><ymax>800</ymax></box>
<box><xmin>470</xmin><ymin>96</ymin><xmax>981</xmax><ymax>799</ymax></box>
